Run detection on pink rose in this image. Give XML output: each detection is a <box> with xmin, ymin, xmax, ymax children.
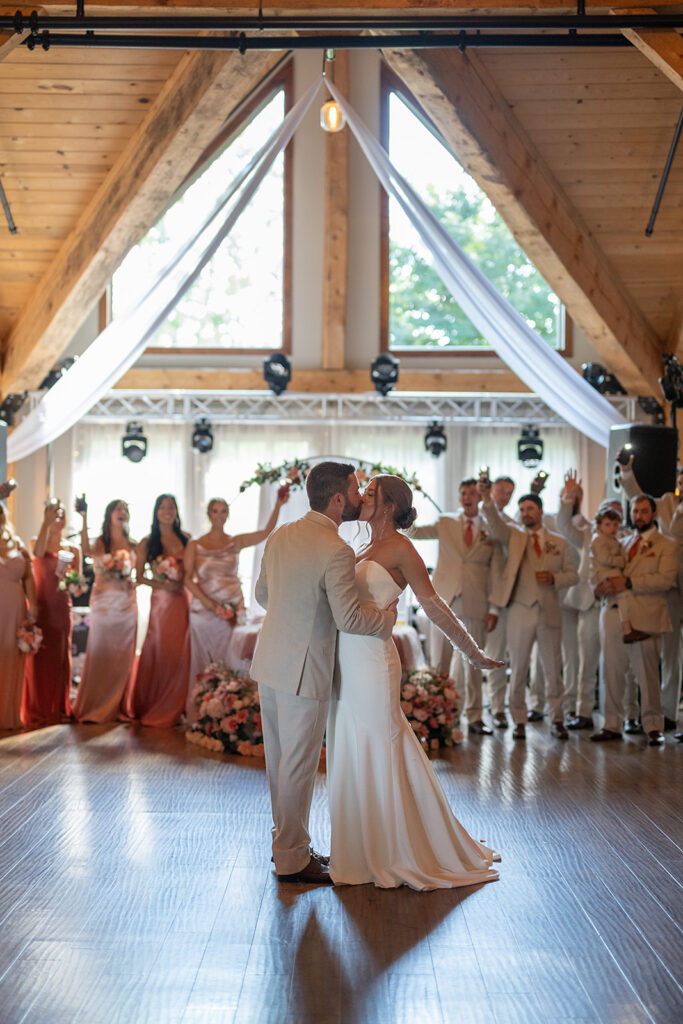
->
<box><xmin>400</xmin><ymin>701</ymin><xmax>413</xmax><ymax>715</ymax></box>
<box><xmin>413</xmin><ymin>709</ymin><xmax>429</xmax><ymax>722</ymax></box>
<box><xmin>402</xmin><ymin>683</ymin><xmax>417</xmax><ymax>699</ymax></box>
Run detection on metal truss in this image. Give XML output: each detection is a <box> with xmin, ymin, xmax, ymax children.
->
<box><xmin>75</xmin><ymin>390</ymin><xmax>638</xmax><ymax>426</ymax></box>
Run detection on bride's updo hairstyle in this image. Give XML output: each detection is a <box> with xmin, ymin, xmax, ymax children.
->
<box><xmin>374</xmin><ymin>474</ymin><xmax>418</xmax><ymax>531</ymax></box>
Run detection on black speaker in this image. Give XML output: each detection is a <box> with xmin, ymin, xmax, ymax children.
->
<box><xmin>606</xmin><ymin>423</ymin><xmax>678</xmax><ymax>505</ymax></box>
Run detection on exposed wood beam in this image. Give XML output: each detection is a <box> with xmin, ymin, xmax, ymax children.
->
<box><xmin>321</xmin><ymin>50</ymin><xmax>349</xmax><ymax>371</ymax></box>
<box><xmin>114</xmin><ymin>366</ymin><xmax>529</xmax><ymax>393</ymax></box>
<box><xmin>0</xmin><ymin>46</ymin><xmax>287</xmax><ymax>395</ymax></box>
<box><xmin>618</xmin><ymin>8</ymin><xmax>683</xmax><ymax>91</ymax></box>
<box><xmin>381</xmin><ymin>47</ymin><xmax>665</xmax><ymax>396</ymax></box>
<box><xmin>16</xmin><ymin>1</ymin><xmax>683</xmax><ymax>11</ymax></box>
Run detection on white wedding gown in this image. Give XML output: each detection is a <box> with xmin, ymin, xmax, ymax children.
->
<box><xmin>327</xmin><ymin>560</ymin><xmax>499</xmax><ymax>890</ymax></box>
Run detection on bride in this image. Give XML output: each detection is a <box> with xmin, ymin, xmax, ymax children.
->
<box><xmin>327</xmin><ymin>474</ymin><xmax>502</xmax><ymax>890</ymax></box>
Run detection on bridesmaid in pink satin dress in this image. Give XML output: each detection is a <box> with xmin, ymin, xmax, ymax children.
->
<box><xmin>184</xmin><ymin>490</ymin><xmax>289</xmax><ymax>720</ymax></box>
<box><xmin>0</xmin><ymin>504</ymin><xmax>37</xmax><ymax>730</ymax></box>
<box><xmin>71</xmin><ymin>498</ymin><xmax>137</xmax><ymax>723</ymax></box>
<box><xmin>22</xmin><ymin>500</ymin><xmax>79</xmax><ymax>728</ymax></box>
<box><xmin>124</xmin><ymin>494</ymin><xmax>191</xmax><ymax>727</ymax></box>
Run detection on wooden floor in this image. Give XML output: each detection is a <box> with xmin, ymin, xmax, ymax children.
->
<box><xmin>0</xmin><ymin>723</ymin><xmax>681</xmax><ymax>1024</ymax></box>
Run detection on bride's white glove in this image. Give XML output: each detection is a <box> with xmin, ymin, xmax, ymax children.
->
<box><xmin>420</xmin><ymin>593</ymin><xmax>505</xmax><ymax>671</ymax></box>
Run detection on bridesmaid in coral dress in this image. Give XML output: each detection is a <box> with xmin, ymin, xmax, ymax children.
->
<box><xmin>22</xmin><ymin>500</ymin><xmax>80</xmax><ymax>728</ymax></box>
<box><xmin>184</xmin><ymin>489</ymin><xmax>289</xmax><ymax>720</ymax></box>
<box><xmin>0</xmin><ymin>503</ymin><xmax>37</xmax><ymax>730</ymax></box>
<box><xmin>71</xmin><ymin>498</ymin><xmax>137</xmax><ymax>723</ymax></box>
<box><xmin>124</xmin><ymin>494</ymin><xmax>190</xmax><ymax>727</ymax></box>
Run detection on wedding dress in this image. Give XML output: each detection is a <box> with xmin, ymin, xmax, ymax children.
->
<box><xmin>327</xmin><ymin>560</ymin><xmax>499</xmax><ymax>890</ymax></box>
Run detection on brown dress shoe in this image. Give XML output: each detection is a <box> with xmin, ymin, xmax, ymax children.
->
<box><xmin>590</xmin><ymin>728</ymin><xmax>622</xmax><ymax>742</ymax></box>
<box><xmin>552</xmin><ymin>721</ymin><xmax>569</xmax><ymax>739</ymax></box>
<box><xmin>527</xmin><ymin>710</ymin><xmax>544</xmax><ymax>722</ymax></box>
<box><xmin>512</xmin><ymin>723</ymin><xmax>526</xmax><ymax>740</ymax></box>
<box><xmin>277</xmin><ymin>856</ymin><xmax>334</xmax><ymax>885</ymax></box>
<box><xmin>493</xmin><ymin>712</ymin><xmax>508</xmax><ymax>729</ymax></box>
<box><xmin>567</xmin><ymin>716</ymin><xmax>594</xmax><ymax>730</ymax></box>
<box><xmin>647</xmin><ymin>730</ymin><xmax>664</xmax><ymax>746</ymax></box>
<box><xmin>624</xmin><ymin>719</ymin><xmax>643</xmax><ymax>734</ymax></box>
<box><xmin>468</xmin><ymin>720</ymin><xmax>493</xmax><ymax>735</ymax></box>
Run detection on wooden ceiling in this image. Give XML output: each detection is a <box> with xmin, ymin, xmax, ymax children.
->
<box><xmin>0</xmin><ymin>2</ymin><xmax>682</xmax><ymax>400</ymax></box>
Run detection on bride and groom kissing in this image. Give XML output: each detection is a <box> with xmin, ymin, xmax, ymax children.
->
<box><xmin>250</xmin><ymin>461</ymin><xmax>501</xmax><ymax>890</ymax></box>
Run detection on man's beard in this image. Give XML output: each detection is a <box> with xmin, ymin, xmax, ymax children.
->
<box><xmin>341</xmin><ymin>499</ymin><xmax>361</xmax><ymax>522</ymax></box>
<box><xmin>635</xmin><ymin>521</ymin><xmax>652</xmax><ymax>533</ymax></box>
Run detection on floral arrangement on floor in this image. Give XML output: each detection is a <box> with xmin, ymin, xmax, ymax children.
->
<box><xmin>17</xmin><ymin>621</ymin><xmax>43</xmax><ymax>654</ymax></box>
<box><xmin>102</xmin><ymin>549</ymin><xmax>133</xmax><ymax>582</ymax></box>
<box><xmin>400</xmin><ymin>666</ymin><xmax>462</xmax><ymax>748</ymax></box>
<box><xmin>58</xmin><ymin>569</ymin><xmax>87</xmax><ymax>597</ymax></box>
<box><xmin>186</xmin><ymin>662</ymin><xmax>264</xmax><ymax>757</ymax></box>
<box><xmin>152</xmin><ymin>554</ymin><xmax>180</xmax><ymax>583</ymax></box>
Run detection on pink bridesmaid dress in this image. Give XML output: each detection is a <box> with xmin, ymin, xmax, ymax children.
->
<box><xmin>125</xmin><ymin>553</ymin><xmax>191</xmax><ymax>727</ymax></box>
<box><xmin>0</xmin><ymin>551</ymin><xmax>29</xmax><ymax>730</ymax></box>
<box><xmin>22</xmin><ymin>553</ymin><xmax>72</xmax><ymax>728</ymax></box>
<box><xmin>71</xmin><ymin>555</ymin><xmax>137</xmax><ymax>723</ymax></box>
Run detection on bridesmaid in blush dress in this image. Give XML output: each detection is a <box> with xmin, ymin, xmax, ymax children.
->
<box><xmin>71</xmin><ymin>498</ymin><xmax>137</xmax><ymax>723</ymax></box>
<box><xmin>124</xmin><ymin>494</ymin><xmax>191</xmax><ymax>727</ymax></box>
<box><xmin>0</xmin><ymin>504</ymin><xmax>37</xmax><ymax>730</ymax></box>
<box><xmin>22</xmin><ymin>500</ymin><xmax>80</xmax><ymax>728</ymax></box>
<box><xmin>184</xmin><ymin>489</ymin><xmax>289</xmax><ymax>720</ymax></box>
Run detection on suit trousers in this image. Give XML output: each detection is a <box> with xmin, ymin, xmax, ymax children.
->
<box><xmin>258</xmin><ymin>682</ymin><xmax>329</xmax><ymax>876</ymax></box>
<box><xmin>661</xmin><ymin>589</ymin><xmax>682</xmax><ymax>723</ymax></box>
<box><xmin>600</xmin><ymin>604</ymin><xmax>664</xmax><ymax>734</ymax></box>
<box><xmin>449</xmin><ymin>597</ymin><xmax>486</xmax><ymax>721</ymax></box>
<box><xmin>528</xmin><ymin>644</ymin><xmax>545</xmax><ymax>715</ymax></box>
<box><xmin>485</xmin><ymin>607</ymin><xmax>508</xmax><ymax>715</ymax></box>
<box><xmin>575</xmin><ymin>604</ymin><xmax>601</xmax><ymax>718</ymax></box>
<box><xmin>507</xmin><ymin>601</ymin><xmax>564</xmax><ymax>725</ymax></box>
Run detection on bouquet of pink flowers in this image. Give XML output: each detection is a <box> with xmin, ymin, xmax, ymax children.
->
<box><xmin>400</xmin><ymin>667</ymin><xmax>463</xmax><ymax>748</ymax></box>
<box><xmin>216</xmin><ymin>601</ymin><xmax>246</xmax><ymax>626</ymax></box>
<box><xmin>58</xmin><ymin>569</ymin><xmax>87</xmax><ymax>597</ymax></box>
<box><xmin>16</xmin><ymin>621</ymin><xmax>43</xmax><ymax>654</ymax></box>
<box><xmin>102</xmin><ymin>549</ymin><xmax>133</xmax><ymax>581</ymax></box>
<box><xmin>186</xmin><ymin>662</ymin><xmax>264</xmax><ymax>757</ymax></box>
<box><xmin>153</xmin><ymin>555</ymin><xmax>180</xmax><ymax>583</ymax></box>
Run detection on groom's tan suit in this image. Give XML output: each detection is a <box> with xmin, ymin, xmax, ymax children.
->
<box><xmin>251</xmin><ymin>510</ymin><xmax>393</xmax><ymax>875</ymax></box>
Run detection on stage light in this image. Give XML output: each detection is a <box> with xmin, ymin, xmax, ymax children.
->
<box><xmin>39</xmin><ymin>356</ymin><xmax>76</xmax><ymax>391</ymax></box>
<box><xmin>581</xmin><ymin>362</ymin><xmax>626</xmax><ymax>396</ymax></box>
<box><xmin>517</xmin><ymin>426</ymin><xmax>544</xmax><ymax>468</ymax></box>
<box><xmin>121</xmin><ymin>422</ymin><xmax>147</xmax><ymax>463</ymax></box>
<box><xmin>424</xmin><ymin>421</ymin><xmax>447</xmax><ymax>458</ymax></box>
<box><xmin>371</xmin><ymin>353</ymin><xmax>400</xmax><ymax>397</ymax></box>
<box><xmin>0</xmin><ymin>392</ymin><xmax>27</xmax><ymax>427</ymax></box>
<box><xmin>263</xmin><ymin>353</ymin><xmax>291</xmax><ymax>396</ymax></box>
<box><xmin>192</xmin><ymin>418</ymin><xmax>214</xmax><ymax>454</ymax></box>
<box><xmin>659</xmin><ymin>353</ymin><xmax>683</xmax><ymax>409</ymax></box>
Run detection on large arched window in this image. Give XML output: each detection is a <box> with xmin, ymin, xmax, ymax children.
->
<box><xmin>381</xmin><ymin>66</ymin><xmax>566</xmax><ymax>355</ymax></box>
<box><xmin>112</xmin><ymin>65</ymin><xmax>292</xmax><ymax>354</ymax></box>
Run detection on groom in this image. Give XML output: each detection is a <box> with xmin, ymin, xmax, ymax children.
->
<box><xmin>251</xmin><ymin>461</ymin><xmax>396</xmax><ymax>884</ymax></box>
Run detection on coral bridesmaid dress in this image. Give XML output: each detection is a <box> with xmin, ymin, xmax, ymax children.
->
<box><xmin>22</xmin><ymin>552</ymin><xmax>72</xmax><ymax>727</ymax></box>
<box><xmin>71</xmin><ymin>555</ymin><xmax>138</xmax><ymax>723</ymax></box>
<box><xmin>125</xmin><ymin>554</ymin><xmax>191</xmax><ymax>727</ymax></box>
<box><xmin>0</xmin><ymin>551</ymin><xmax>29</xmax><ymax>730</ymax></box>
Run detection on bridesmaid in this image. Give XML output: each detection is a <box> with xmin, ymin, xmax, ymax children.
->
<box><xmin>22</xmin><ymin>500</ymin><xmax>79</xmax><ymax>728</ymax></box>
<box><xmin>184</xmin><ymin>490</ymin><xmax>289</xmax><ymax>717</ymax></box>
<box><xmin>71</xmin><ymin>498</ymin><xmax>137</xmax><ymax>723</ymax></box>
<box><xmin>0</xmin><ymin>504</ymin><xmax>36</xmax><ymax>730</ymax></box>
<box><xmin>124</xmin><ymin>494</ymin><xmax>191</xmax><ymax>727</ymax></box>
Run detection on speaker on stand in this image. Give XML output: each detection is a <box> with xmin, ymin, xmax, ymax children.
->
<box><xmin>606</xmin><ymin>424</ymin><xmax>679</xmax><ymax>513</ymax></box>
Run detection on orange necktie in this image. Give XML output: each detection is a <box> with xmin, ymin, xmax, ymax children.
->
<box><xmin>532</xmin><ymin>532</ymin><xmax>542</xmax><ymax>558</ymax></box>
<box><xmin>464</xmin><ymin>519</ymin><xmax>473</xmax><ymax>547</ymax></box>
<box><xmin>628</xmin><ymin>536</ymin><xmax>641</xmax><ymax>561</ymax></box>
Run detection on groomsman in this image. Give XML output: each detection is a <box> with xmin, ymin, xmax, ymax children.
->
<box><xmin>619</xmin><ymin>456</ymin><xmax>683</xmax><ymax>730</ymax></box>
<box><xmin>410</xmin><ymin>478</ymin><xmax>499</xmax><ymax>734</ymax></box>
<box><xmin>484</xmin><ymin>475</ymin><xmax>515</xmax><ymax>728</ymax></box>
<box><xmin>478</xmin><ymin>479</ymin><xmax>578</xmax><ymax>740</ymax></box>
<box><xmin>592</xmin><ymin>493</ymin><xmax>677</xmax><ymax>746</ymax></box>
<box><xmin>556</xmin><ymin>474</ymin><xmax>601</xmax><ymax>729</ymax></box>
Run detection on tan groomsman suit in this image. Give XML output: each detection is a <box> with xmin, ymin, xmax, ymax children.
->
<box><xmin>597</xmin><ymin>524</ymin><xmax>677</xmax><ymax>735</ymax></box>
<box><xmin>481</xmin><ymin>499</ymin><xmax>578</xmax><ymax>726</ymax></box>
<box><xmin>251</xmin><ymin>510</ymin><xmax>393</xmax><ymax>875</ymax></box>
<box><xmin>411</xmin><ymin>512</ymin><xmax>496</xmax><ymax>721</ymax></box>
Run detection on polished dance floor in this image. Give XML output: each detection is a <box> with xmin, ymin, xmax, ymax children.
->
<box><xmin>0</xmin><ymin>722</ymin><xmax>681</xmax><ymax>1024</ymax></box>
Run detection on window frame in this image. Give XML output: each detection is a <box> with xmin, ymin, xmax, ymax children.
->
<box><xmin>139</xmin><ymin>60</ymin><xmax>293</xmax><ymax>358</ymax></box>
<box><xmin>379</xmin><ymin>62</ymin><xmax>571</xmax><ymax>360</ymax></box>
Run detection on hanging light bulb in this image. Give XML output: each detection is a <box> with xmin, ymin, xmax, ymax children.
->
<box><xmin>320</xmin><ymin>47</ymin><xmax>345</xmax><ymax>133</ymax></box>
<box><xmin>320</xmin><ymin>99</ymin><xmax>345</xmax><ymax>133</ymax></box>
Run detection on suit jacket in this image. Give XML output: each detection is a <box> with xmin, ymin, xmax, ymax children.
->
<box><xmin>556</xmin><ymin>500</ymin><xmax>597</xmax><ymax>612</ymax></box>
<box><xmin>621</xmin><ymin>528</ymin><xmax>678</xmax><ymax>634</ymax></box>
<box><xmin>410</xmin><ymin>512</ymin><xmax>495</xmax><ymax>618</ymax></box>
<box><xmin>619</xmin><ymin>467</ymin><xmax>683</xmax><ymax>593</ymax></box>
<box><xmin>250</xmin><ymin>510</ymin><xmax>392</xmax><ymax>700</ymax></box>
<box><xmin>480</xmin><ymin>498</ymin><xmax>578</xmax><ymax>629</ymax></box>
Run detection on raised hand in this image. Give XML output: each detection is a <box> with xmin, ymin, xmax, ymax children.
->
<box><xmin>476</xmin><ymin>473</ymin><xmax>491</xmax><ymax>501</ymax></box>
<box><xmin>0</xmin><ymin>480</ymin><xmax>16</xmax><ymax>500</ymax></box>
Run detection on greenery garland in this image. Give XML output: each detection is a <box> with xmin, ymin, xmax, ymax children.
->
<box><xmin>238</xmin><ymin>457</ymin><xmax>429</xmax><ymax>500</ymax></box>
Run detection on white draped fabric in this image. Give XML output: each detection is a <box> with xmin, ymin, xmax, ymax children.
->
<box><xmin>326</xmin><ymin>80</ymin><xmax>625</xmax><ymax>448</ymax></box>
<box><xmin>6</xmin><ymin>79</ymin><xmax>321</xmax><ymax>463</ymax></box>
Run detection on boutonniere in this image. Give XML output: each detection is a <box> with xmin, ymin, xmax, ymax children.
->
<box><xmin>640</xmin><ymin>539</ymin><xmax>653</xmax><ymax>553</ymax></box>
<box><xmin>479</xmin><ymin>528</ymin><xmax>488</xmax><ymax>542</ymax></box>
<box><xmin>544</xmin><ymin>541</ymin><xmax>560</xmax><ymax>555</ymax></box>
